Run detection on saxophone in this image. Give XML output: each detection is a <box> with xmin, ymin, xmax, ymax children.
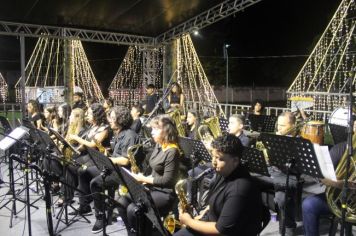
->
<box><xmin>127</xmin><ymin>144</ymin><xmax>142</xmax><ymax>174</ymax></box>
<box><xmin>94</xmin><ymin>138</ymin><xmax>108</xmax><ymax>156</ymax></box>
<box><xmin>63</xmin><ymin>123</ymin><xmax>78</xmax><ymax>161</ymax></box>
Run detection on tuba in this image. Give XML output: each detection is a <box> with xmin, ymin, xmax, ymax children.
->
<box><xmin>198</xmin><ymin>116</ymin><xmax>222</xmax><ymax>143</ymax></box>
<box><xmin>127</xmin><ymin>144</ymin><xmax>142</xmax><ymax>174</ymax></box>
<box><xmin>326</xmin><ymin>134</ymin><xmax>356</xmax><ymax>223</ymax></box>
<box><xmin>167</xmin><ymin>109</ymin><xmax>186</xmax><ymax>137</ymax></box>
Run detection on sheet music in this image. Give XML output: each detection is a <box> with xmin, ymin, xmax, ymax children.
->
<box><xmin>313</xmin><ymin>144</ymin><xmax>337</xmax><ymax>181</ymax></box>
<box><xmin>0</xmin><ymin>126</ymin><xmax>28</xmax><ymax>151</ymax></box>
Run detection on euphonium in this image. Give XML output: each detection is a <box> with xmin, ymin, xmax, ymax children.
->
<box><xmin>127</xmin><ymin>144</ymin><xmax>142</xmax><ymax>174</ymax></box>
<box><xmin>198</xmin><ymin>116</ymin><xmax>222</xmax><ymax>145</ymax></box>
<box><xmin>167</xmin><ymin>109</ymin><xmax>186</xmax><ymax>137</ymax></box>
<box><xmin>325</xmin><ymin>134</ymin><xmax>356</xmax><ymax>223</ymax></box>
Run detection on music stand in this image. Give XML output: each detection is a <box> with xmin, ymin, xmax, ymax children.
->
<box><xmin>178</xmin><ymin>137</ymin><xmax>211</xmax><ymax>164</ymax></box>
<box><xmin>219</xmin><ymin>117</ymin><xmax>229</xmax><ymax>132</ymax></box>
<box><xmin>48</xmin><ymin>128</ymin><xmax>80</xmax><ymax>156</ymax></box>
<box><xmin>0</xmin><ymin>116</ymin><xmax>13</xmax><ymax>134</ymax></box>
<box><xmin>249</xmin><ymin>114</ymin><xmax>277</xmax><ymax>133</ymax></box>
<box><xmin>87</xmin><ymin>148</ymin><xmax>171</xmax><ymax>236</ymax></box>
<box><xmin>260</xmin><ymin>133</ymin><xmax>324</xmax><ymax>236</ymax></box>
<box><xmin>241</xmin><ymin>147</ymin><xmax>270</xmax><ymax>177</ymax></box>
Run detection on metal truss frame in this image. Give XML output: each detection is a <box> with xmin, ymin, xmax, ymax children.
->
<box><xmin>156</xmin><ymin>0</ymin><xmax>262</xmax><ymax>44</ymax></box>
<box><xmin>0</xmin><ymin>21</ymin><xmax>155</xmax><ymax>46</ymax></box>
<box><xmin>0</xmin><ymin>0</ymin><xmax>261</xmax><ymax>45</ymax></box>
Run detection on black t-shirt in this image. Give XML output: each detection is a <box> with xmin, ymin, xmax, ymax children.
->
<box><xmin>130</xmin><ymin>119</ymin><xmax>142</xmax><ymax>134</ymax></box>
<box><xmin>30</xmin><ymin>112</ymin><xmax>44</xmax><ymax>128</ymax></box>
<box><xmin>207</xmin><ymin>165</ymin><xmax>262</xmax><ymax>236</ymax></box>
<box><xmin>170</xmin><ymin>93</ymin><xmax>180</xmax><ymax>104</ymax></box>
<box><xmin>145</xmin><ymin>94</ymin><xmax>159</xmax><ymax>114</ymax></box>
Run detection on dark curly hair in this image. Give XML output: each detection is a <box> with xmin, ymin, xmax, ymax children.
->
<box><xmin>90</xmin><ymin>103</ymin><xmax>107</xmax><ymax>125</ymax></box>
<box><xmin>211</xmin><ymin>133</ymin><xmax>244</xmax><ymax>159</ymax></box>
<box><xmin>158</xmin><ymin>115</ymin><xmax>179</xmax><ymax>144</ymax></box>
<box><xmin>252</xmin><ymin>99</ymin><xmax>264</xmax><ymax>112</ymax></box>
<box><xmin>110</xmin><ymin>106</ymin><xmax>133</xmax><ymax>130</ymax></box>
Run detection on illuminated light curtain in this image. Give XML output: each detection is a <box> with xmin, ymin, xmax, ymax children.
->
<box><xmin>287</xmin><ymin>0</ymin><xmax>356</xmax><ymax>118</ymax></box>
<box><xmin>15</xmin><ymin>38</ymin><xmax>104</xmax><ymax>104</ymax></box>
<box><xmin>176</xmin><ymin>34</ymin><xmax>225</xmax><ymax>117</ymax></box>
<box><xmin>0</xmin><ymin>73</ymin><xmax>8</xmax><ymax>103</ymax></box>
<box><xmin>108</xmin><ymin>46</ymin><xmax>163</xmax><ymax>107</ymax></box>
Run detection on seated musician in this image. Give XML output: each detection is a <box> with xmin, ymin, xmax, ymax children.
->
<box><xmin>117</xmin><ymin>115</ymin><xmax>180</xmax><ymax>236</ymax></box>
<box><xmin>27</xmin><ymin>99</ymin><xmax>45</xmax><ymax>130</ymax></box>
<box><xmin>57</xmin><ymin>103</ymin><xmax>72</xmax><ymax>136</ymax></box>
<box><xmin>64</xmin><ymin>104</ymin><xmax>110</xmax><ymax>208</ymax></box>
<box><xmin>72</xmin><ymin>91</ymin><xmax>87</xmax><ymax>111</ymax></box>
<box><xmin>255</xmin><ymin>111</ymin><xmax>299</xmax><ymax>235</ymax></box>
<box><xmin>302</xmin><ymin>120</ymin><xmax>356</xmax><ymax>236</ymax></box>
<box><xmin>42</xmin><ymin>106</ymin><xmax>60</xmax><ymax>132</ymax></box>
<box><xmin>78</xmin><ymin>106</ymin><xmax>141</xmax><ymax>233</ymax></box>
<box><xmin>228</xmin><ymin>114</ymin><xmax>250</xmax><ymax>147</ymax></box>
<box><xmin>130</xmin><ymin>104</ymin><xmax>143</xmax><ymax>134</ymax></box>
<box><xmin>168</xmin><ymin>82</ymin><xmax>184</xmax><ymax>111</ymax></box>
<box><xmin>186</xmin><ymin>109</ymin><xmax>200</xmax><ymax>140</ymax></box>
<box><xmin>250</xmin><ymin>99</ymin><xmax>265</xmax><ymax>116</ymax></box>
<box><xmin>174</xmin><ymin>134</ymin><xmax>263</xmax><ymax>236</ymax></box>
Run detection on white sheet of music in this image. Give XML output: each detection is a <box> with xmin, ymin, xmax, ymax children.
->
<box><xmin>0</xmin><ymin>127</ymin><xmax>28</xmax><ymax>151</ymax></box>
<box><xmin>313</xmin><ymin>144</ymin><xmax>337</xmax><ymax>181</ymax></box>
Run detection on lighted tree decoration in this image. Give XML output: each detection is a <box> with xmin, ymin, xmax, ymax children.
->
<box><xmin>109</xmin><ymin>46</ymin><xmax>163</xmax><ymax>107</ymax></box>
<box><xmin>287</xmin><ymin>0</ymin><xmax>356</xmax><ymax>118</ymax></box>
<box><xmin>15</xmin><ymin>38</ymin><xmax>104</xmax><ymax>104</ymax></box>
<box><xmin>0</xmin><ymin>72</ymin><xmax>8</xmax><ymax>103</ymax></box>
<box><xmin>176</xmin><ymin>34</ymin><xmax>225</xmax><ymax>117</ymax></box>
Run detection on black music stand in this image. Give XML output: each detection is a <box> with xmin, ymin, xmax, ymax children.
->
<box><xmin>260</xmin><ymin>133</ymin><xmax>324</xmax><ymax>236</ymax></box>
<box><xmin>46</xmin><ymin>128</ymin><xmax>91</xmax><ymax>234</ymax></box>
<box><xmin>219</xmin><ymin>117</ymin><xmax>229</xmax><ymax>132</ymax></box>
<box><xmin>0</xmin><ymin>116</ymin><xmax>13</xmax><ymax>183</ymax></box>
<box><xmin>178</xmin><ymin>137</ymin><xmax>212</xmax><ymax>210</ymax></box>
<box><xmin>249</xmin><ymin>114</ymin><xmax>277</xmax><ymax>133</ymax></box>
<box><xmin>87</xmin><ymin>148</ymin><xmax>171</xmax><ymax>236</ymax></box>
<box><xmin>242</xmin><ymin>147</ymin><xmax>270</xmax><ymax>177</ymax></box>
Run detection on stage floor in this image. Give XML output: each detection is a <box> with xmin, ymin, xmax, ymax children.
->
<box><xmin>0</xmin><ymin>158</ymin><xmax>353</xmax><ymax>236</ymax></box>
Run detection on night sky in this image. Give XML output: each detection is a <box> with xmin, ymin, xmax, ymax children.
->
<box><xmin>0</xmin><ymin>0</ymin><xmax>341</xmax><ymax>96</ymax></box>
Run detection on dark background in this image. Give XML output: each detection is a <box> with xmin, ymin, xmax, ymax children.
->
<box><xmin>0</xmin><ymin>0</ymin><xmax>341</xmax><ymax>95</ymax></box>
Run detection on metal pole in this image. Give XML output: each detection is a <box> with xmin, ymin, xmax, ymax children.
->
<box><xmin>20</xmin><ymin>34</ymin><xmax>26</xmax><ymax>119</ymax></box>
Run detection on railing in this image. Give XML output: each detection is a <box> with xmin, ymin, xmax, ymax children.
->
<box><xmin>185</xmin><ymin>101</ymin><xmax>333</xmax><ymax>121</ymax></box>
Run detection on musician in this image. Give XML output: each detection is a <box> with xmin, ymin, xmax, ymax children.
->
<box><xmin>186</xmin><ymin>109</ymin><xmax>200</xmax><ymax>140</ymax></box>
<box><xmin>302</xmin><ymin>120</ymin><xmax>356</xmax><ymax>236</ymax></box>
<box><xmin>256</xmin><ymin>111</ymin><xmax>299</xmax><ymax>235</ymax></box>
<box><xmin>175</xmin><ymin>134</ymin><xmax>263</xmax><ymax>236</ymax></box>
<box><xmin>117</xmin><ymin>115</ymin><xmax>180</xmax><ymax>236</ymax></box>
<box><xmin>251</xmin><ymin>99</ymin><xmax>265</xmax><ymax>116</ymax></box>
<box><xmin>103</xmin><ymin>97</ymin><xmax>114</xmax><ymax>115</ymax></box>
<box><xmin>27</xmin><ymin>99</ymin><xmax>45</xmax><ymax>130</ymax></box>
<box><xmin>80</xmin><ymin>106</ymin><xmax>140</xmax><ymax>233</ymax></box>
<box><xmin>168</xmin><ymin>82</ymin><xmax>184</xmax><ymax>111</ymax></box>
<box><xmin>66</xmin><ymin>104</ymin><xmax>110</xmax><ymax>213</ymax></box>
<box><xmin>130</xmin><ymin>104</ymin><xmax>143</xmax><ymax>134</ymax></box>
<box><xmin>42</xmin><ymin>106</ymin><xmax>60</xmax><ymax>132</ymax></box>
<box><xmin>72</xmin><ymin>91</ymin><xmax>87</xmax><ymax>111</ymax></box>
<box><xmin>142</xmin><ymin>84</ymin><xmax>159</xmax><ymax>115</ymax></box>
<box><xmin>57</xmin><ymin>103</ymin><xmax>71</xmax><ymax>136</ymax></box>
<box><xmin>228</xmin><ymin>114</ymin><xmax>249</xmax><ymax>147</ymax></box>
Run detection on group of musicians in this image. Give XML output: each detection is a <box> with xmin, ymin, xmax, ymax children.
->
<box><xmin>23</xmin><ymin>84</ymin><xmax>355</xmax><ymax>236</ymax></box>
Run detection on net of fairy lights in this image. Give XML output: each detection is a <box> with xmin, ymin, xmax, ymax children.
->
<box><xmin>108</xmin><ymin>46</ymin><xmax>163</xmax><ymax>107</ymax></box>
<box><xmin>287</xmin><ymin>0</ymin><xmax>356</xmax><ymax>119</ymax></box>
<box><xmin>15</xmin><ymin>37</ymin><xmax>104</xmax><ymax>105</ymax></box>
<box><xmin>176</xmin><ymin>34</ymin><xmax>225</xmax><ymax>117</ymax></box>
<box><xmin>0</xmin><ymin>73</ymin><xmax>8</xmax><ymax>103</ymax></box>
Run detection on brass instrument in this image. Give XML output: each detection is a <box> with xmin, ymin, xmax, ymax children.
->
<box><xmin>198</xmin><ymin>116</ymin><xmax>222</xmax><ymax>148</ymax></box>
<box><xmin>127</xmin><ymin>144</ymin><xmax>142</xmax><ymax>174</ymax></box>
<box><xmin>167</xmin><ymin>109</ymin><xmax>186</xmax><ymax>137</ymax></box>
<box><xmin>256</xmin><ymin>141</ymin><xmax>269</xmax><ymax>165</ymax></box>
<box><xmin>326</xmin><ymin>134</ymin><xmax>356</xmax><ymax>223</ymax></box>
<box><xmin>63</xmin><ymin>123</ymin><xmax>79</xmax><ymax>161</ymax></box>
<box><xmin>94</xmin><ymin>138</ymin><xmax>107</xmax><ymax>156</ymax></box>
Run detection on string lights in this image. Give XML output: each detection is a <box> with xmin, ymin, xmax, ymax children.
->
<box><xmin>287</xmin><ymin>0</ymin><xmax>356</xmax><ymax>119</ymax></box>
<box><xmin>15</xmin><ymin>38</ymin><xmax>104</xmax><ymax>104</ymax></box>
<box><xmin>0</xmin><ymin>73</ymin><xmax>8</xmax><ymax>103</ymax></box>
<box><xmin>109</xmin><ymin>46</ymin><xmax>163</xmax><ymax>107</ymax></box>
